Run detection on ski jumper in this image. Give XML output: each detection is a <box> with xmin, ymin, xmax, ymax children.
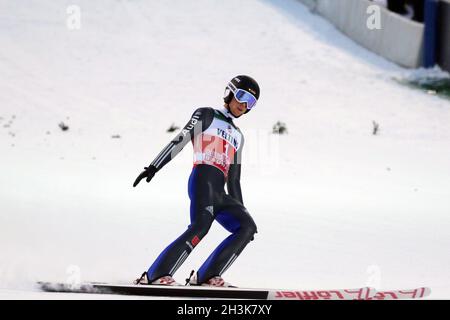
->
<box><xmin>146</xmin><ymin>107</ymin><xmax>257</xmax><ymax>284</ymax></box>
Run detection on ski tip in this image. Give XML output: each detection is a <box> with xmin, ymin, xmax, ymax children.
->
<box><xmin>268</xmin><ymin>287</ymin><xmax>377</xmax><ymax>300</ymax></box>
<box><xmin>367</xmin><ymin>287</ymin><xmax>432</xmax><ymax>300</ymax></box>
<box><xmin>267</xmin><ymin>286</ymin><xmax>432</xmax><ymax>300</ymax></box>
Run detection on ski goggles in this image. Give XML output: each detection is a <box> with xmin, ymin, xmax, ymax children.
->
<box><xmin>227</xmin><ymin>82</ymin><xmax>258</xmax><ymax>110</ymax></box>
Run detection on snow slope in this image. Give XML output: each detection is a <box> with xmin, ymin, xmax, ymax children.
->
<box><xmin>1</xmin><ymin>0</ymin><xmax>449</xmax><ymax>299</ymax></box>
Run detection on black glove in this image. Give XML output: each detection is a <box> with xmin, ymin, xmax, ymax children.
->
<box><xmin>133</xmin><ymin>165</ymin><xmax>157</xmax><ymax>187</ymax></box>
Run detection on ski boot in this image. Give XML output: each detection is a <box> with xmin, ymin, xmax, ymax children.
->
<box><xmin>134</xmin><ymin>272</ymin><xmax>181</xmax><ymax>286</ymax></box>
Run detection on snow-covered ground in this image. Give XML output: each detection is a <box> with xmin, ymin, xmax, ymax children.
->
<box><xmin>1</xmin><ymin>0</ymin><xmax>449</xmax><ymax>299</ymax></box>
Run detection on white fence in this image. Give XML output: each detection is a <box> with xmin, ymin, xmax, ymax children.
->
<box><xmin>298</xmin><ymin>0</ymin><xmax>424</xmax><ymax>68</ymax></box>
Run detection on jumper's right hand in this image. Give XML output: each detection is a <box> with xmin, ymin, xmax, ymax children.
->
<box><xmin>133</xmin><ymin>165</ymin><xmax>157</xmax><ymax>187</ymax></box>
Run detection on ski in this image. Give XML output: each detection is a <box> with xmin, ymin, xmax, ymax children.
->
<box><xmin>37</xmin><ymin>282</ymin><xmax>376</xmax><ymax>300</ymax></box>
<box><xmin>267</xmin><ymin>287</ymin><xmax>375</xmax><ymax>300</ymax></box>
<box><xmin>367</xmin><ymin>287</ymin><xmax>431</xmax><ymax>300</ymax></box>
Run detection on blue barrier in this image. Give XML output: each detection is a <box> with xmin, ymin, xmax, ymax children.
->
<box><xmin>437</xmin><ymin>0</ymin><xmax>450</xmax><ymax>72</ymax></box>
<box><xmin>423</xmin><ymin>0</ymin><xmax>439</xmax><ymax>67</ymax></box>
